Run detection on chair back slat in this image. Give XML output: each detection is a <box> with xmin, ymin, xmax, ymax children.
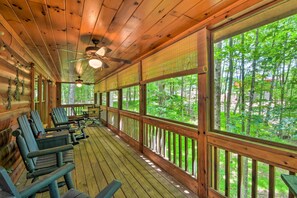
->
<box><xmin>30</xmin><ymin>111</ymin><xmax>45</xmax><ymax>134</ymax></box>
<box><xmin>0</xmin><ymin>167</ymin><xmax>20</xmax><ymax>197</ymax></box>
<box><xmin>17</xmin><ymin>115</ymin><xmax>39</xmax><ymax>153</ymax></box>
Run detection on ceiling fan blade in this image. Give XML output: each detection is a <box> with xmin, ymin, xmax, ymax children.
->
<box><xmin>104</xmin><ymin>56</ymin><xmax>131</xmax><ymax>64</ymax></box>
<box><xmin>102</xmin><ymin>62</ymin><xmax>109</xmax><ymax>68</ymax></box>
<box><xmin>67</xmin><ymin>58</ymin><xmax>87</xmax><ymax>63</ymax></box>
<box><xmin>59</xmin><ymin>48</ymin><xmax>84</xmax><ymax>55</ymax></box>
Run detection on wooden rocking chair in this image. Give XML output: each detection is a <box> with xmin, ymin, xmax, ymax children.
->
<box><xmin>30</xmin><ymin>110</ymin><xmax>79</xmax><ymax>145</ymax></box>
<box><xmin>50</xmin><ymin>107</ymin><xmax>88</xmax><ymax>140</ymax></box>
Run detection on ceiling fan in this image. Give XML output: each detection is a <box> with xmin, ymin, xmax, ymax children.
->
<box><xmin>66</xmin><ymin>38</ymin><xmax>131</xmax><ymax>69</ymax></box>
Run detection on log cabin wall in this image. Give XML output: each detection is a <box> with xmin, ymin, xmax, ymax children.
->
<box><xmin>0</xmin><ymin>15</ymin><xmax>55</xmax><ymax>183</ymax></box>
<box><xmin>0</xmin><ymin>41</ymin><xmax>31</xmax><ymax>182</ymax></box>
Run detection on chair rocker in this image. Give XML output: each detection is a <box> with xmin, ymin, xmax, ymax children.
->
<box><xmin>30</xmin><ymin>110</ymin><xmax>79</xmax><ymax>145</ymax></box>
<box><xmin>0</xmin><ymin>163</ymin><xmax>122</xmax><ymax>198</ymax></box>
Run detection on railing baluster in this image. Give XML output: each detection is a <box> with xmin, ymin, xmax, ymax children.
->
<box><xmin>225</xmin><ymin>150</ymin><xmax>230</xmax><ymax>197</ymax></box>
<box><xmin>269</xmin><ymin>165</ymin><xmax>275</xmax><ymax>198</ymax></box>
<box><xmin>150</xmin><ymin>125</ymin><xmax>154</xmax><ymax>150</ymax></box>
<box><xmin>185</xmin><ymin>137</ymin><xmax>188</xmax><ymax>172</ymax></box>
<box><xmin>157</xmin><ymin>128</ymin><xmax>162</xmax><ymax>155</ymax></box>
<box><xmin>192</xmin><ymin>139</ymin><xmax>195</xmax><ymax>176</ymax></box>
<box><xmin>238</xmin><ymin>154</ymin><xmax>243</xmax><ymax>198</ymax></box>
<box><xmin>146</xmin><ymin>123</ymin><xmax>149</xmax><ymax>146</ymax></box>
<box><xmin>147</xmin><ymin>124</ymin><xmax>153</xmax><ymax>149</ymax></box>
<box><xmin>214</xmin><ymin>147</ymin><xmax>219</xmax><ymax>190</ymax></box>
<box><xmin>154</xmin><ymin>127</ymin><xmax>157</xmax><ymax>152</ymax></box>
<box><xmin>162</xmin><ymin>129</ymin><xmax>165</xmax><ymax>157</ymax></box>
<box><xmin>168</xmin><ymin>131</ymin><xmax>171</xmax><ymax>161</ymax></box>
<box><xmin>252</xmin><ymin>159</ymin><xmax>258</xmax><ymax>198</ymax></box>
<box><xmin>179</xmin><ymin>134</ymin><xmax>182</xmax><ymax>168</ymax></box>
<box><xmin>173</xmin><ymin>133</ymin><xmax>176</xmax><ymax>164</ymax></box>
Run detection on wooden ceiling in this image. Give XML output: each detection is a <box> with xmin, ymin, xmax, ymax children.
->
<box><xmin>0</xmin><ymin>0</ymin><xmax>273</xmax><ymax>83</ymax></box>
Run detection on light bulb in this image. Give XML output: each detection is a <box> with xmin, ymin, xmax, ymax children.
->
<box><xmin>89</xmin><ymin>59</ymin><xmax>103</xmax><ymax>69</ymax></box>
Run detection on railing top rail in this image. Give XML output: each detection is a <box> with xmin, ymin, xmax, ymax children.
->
<box><xmin>119</xmin><ymin>110</ymin><xmax>140</xmax><ymax>120</ymax></box>
<box><xmin>208</xmin><ymin>132</ymin><xmax>297</xmax><ymax>172</ymax></box>
<box><xmin>60</xmin><ymin>104</ymin><xmax>91</xmax><ymax>107</ymax></box>
<box><xmin>143</xmin><ymin>116</ymin><xmax>198</xmax><ymax>139</ymax></box>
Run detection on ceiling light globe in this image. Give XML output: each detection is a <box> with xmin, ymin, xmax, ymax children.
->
<box><xmin>76</xmin><ymin>83</ymin><xmax>82</xmax><ymax>87</ymax></box>
<box><xmin>89</xmin><ymin>59</ymin><xmax>102</xmax><ymax>69</ymax></box>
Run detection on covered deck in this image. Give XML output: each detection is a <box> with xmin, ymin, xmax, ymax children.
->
<box><xmin>0</xmin><ymin>0</ymin><xmax>297</xmax><ymax>197</ymax></box>
<box><xmin>17</xmin><ymin>126</ymin><xmax>197</xmax><ymax>198</ymax></box>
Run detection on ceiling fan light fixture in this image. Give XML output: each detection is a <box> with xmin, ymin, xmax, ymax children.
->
<box><xmin>75</xmin><ymin>76</ymin><xmax>83</xmax><ymax>87</ymax></box>
<box><xmin>89</xmin><ymin>59</ymin><xmax>103</xmax><ymax>69</ymax></box>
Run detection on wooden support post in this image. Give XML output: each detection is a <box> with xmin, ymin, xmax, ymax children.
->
<box><xmin>56</xmin><ymin>82</ymin><xmax>61</xmax><ymax>107</ymax></box>
<box><xmin>30</xmin><ymin>64</ymin><xmax>35</xmax><ymax>110</ymax></box>
<box><xmin>118</xmin><ymin>88</ymin><xmax>122</xmax><ymax>133</ymax></box>
<box><xmin>106</xmin><ymin>91</ymin><xmax>109</xmax><ymax>126</ymax></box>
<box><xmin>197</xmin><ymin>27</ymin><xmax>210</xmax><ymax>197</ymax></box>
<box><xmin>139</xmin><ymin>62</ymin><xmax>145</xmax><ymax>153</ymax></box>
<box><xmin>47</xmin><ymin>81</ymin><xmax>52</xmax><ymax>127</ymax></box>
<box><xmin>38</xmin><ymin>75</ymin><xmax>43</xmax><ymax>118</ymax></box>
<box><xmin>44</xmin><ymin>79</ymin><xmax>49</xmax><ymax>124</ymax></box>
<box><xmin>269</xmin><ymin>165</ymin><xmax>275</xmax><ymax>198</ymax></box>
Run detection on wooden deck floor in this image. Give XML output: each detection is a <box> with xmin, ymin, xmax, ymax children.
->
<box><xmin>17</xmin><ymin>126</ymin><xmax>198</xmax><ymax>198</ymax></box>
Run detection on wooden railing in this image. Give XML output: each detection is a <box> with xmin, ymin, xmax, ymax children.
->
<box><xmin>143</xmin><ymin>116</ymin><xmax>198</xmax><ymax>178</ymax></box>
<box><xmin>100</xmin><ymin>106</ymin><xmax>107</xmax><ymax>122</ymax></box>
<box><xmin>119</xmin><ymin>111</ymin><xmax>140</xmax><ymax>141</ymax></box>
<box><xmin>58</xmin><ymin>103</ymin><xmax>297</xmax><ymax>197</ymax></box>
<box><xmin>207</xmin><ymin>133</ymin><xmax>297</xmax><ymax>198</ymax></box>
<box><xmin>107</xmin><ymin>107</ymin><xmax>118</xmax><ymax>129</ymax></box>
<box><xmin>60</xmin><ymin>104</ymin><xmax>92</xmax><ymax>116</ymax></box>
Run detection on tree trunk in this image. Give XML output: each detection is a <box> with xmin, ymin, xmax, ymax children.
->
<box><xmin>188</xmin><ymin>83</ymin><xmax>192</xmax><ymax>116</ymax></box>
<box><xmin>240</xmin><ymin>34</ymin><xmax>245</xmax><ymax>134</ymax></box>
<box><xmin>69</xmin><ymin>84</ymin><xmax>75</xmax><ymax>104</ymax></box>
<box><xmin>226</xmin><ymin>38</ymin><xmax>234</xmax><ymax>130</ymax></box>
<box><xmin>126</xmin><ymin>88</ymin><xmax>129</xmax><ymax>109</ymax></box>
<box><xmin>244</xmin><ymin>29</ymin><xmax>259</xmax><ymax>197</ymax></box>
<box><xmin>246</xmin><ymin>29</ymin><xmax>259</xmax><ymax>135</ymax></box>
<box><xmin>279</xmin><ymin>59</ymin><xmax>291</xmax><ymax>138</ymax></box>
<box><xmin>180</xmin><ymin>76</ymin><xmax>184</xmax><ymax>118</ymax></box>
<box><xmin>215</xmin><ymin>42</ymin><xmax>222</xmax><ymax>129</ymax></box>
<box><xmin>158</xmin><ymin>82</ymin><xmax>165</xmax><ymax>116</ymax></box>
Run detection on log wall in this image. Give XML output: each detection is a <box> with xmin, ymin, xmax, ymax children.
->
<box><xmin>0</xmin><ymin>16</ymin><xmax>42</xmax><ymax>183</ymax></box>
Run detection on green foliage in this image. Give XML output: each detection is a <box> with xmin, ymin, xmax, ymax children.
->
<box><xmin>102</xmin><ymin>92</ymin><xmax>107</xmax><ymax>106</ymax></box>
<box><xmin>214</xmin><ymin>14</ymin><xmax>297</xmax><ymax>197</ymax></box>
<box><xmin>214</xmin><ymin>14</ymin><xmax>297</xmax><ymax>146</ymax></box>
<box><xmin>122</xmin><ymin>86</ymin><xmax>140</xmax><ymax>112</ymax></box>
<box><xmin>109</xmin><ymin>90</ymin><xmax>118</xmax><ymax>108</ymax></box>
<box><xmin>61</xmin><ymin>83</ymin><xmax>94</xmax><ymax>104</ymax></box>
<box><xmin>146</xmin><ymin>74</ymin><xmax>198</xmax><ymax>125</ymax></box>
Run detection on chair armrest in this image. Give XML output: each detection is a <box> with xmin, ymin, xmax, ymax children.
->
<box><xmin>20</xmin><ymin>163</ymin><xmax>75</xmax><ymax>198</ymax></box>
<box><xmin>69</xmin><ymin>117</ymin><xmax>84</xmax><ymax>122</ymax></box>
<box><xmin>55</xmin><ymin>121</ymin><xmax>72</xmax><ymax>126</ymax></box>
<box><xmin>45</xmin><ymin>126</ymin><xmax>70</xmax><ymax>132</ymax></box>
<box><xmin>27</xmin><ymin>144</ymin><xmax>73</xmax><ymax>158</ymax></box>
<box><xmin>95</xmin><ymin>180</ymin><xmax>122</xmax><ymax>198</ymax></box>
<box><xmin>281</xmin><ymin>174</ymin><xmax>297</xmax><ymax>197</ymax></box>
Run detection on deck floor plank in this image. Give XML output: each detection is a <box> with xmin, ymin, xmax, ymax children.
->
<box><xmin>94</xmin><ymin>127</ymin><xmax>183</xmax><ymax>197</ymax></box>
<box><xmin>17</xmin><ymin>125</ymin><xmax>197</xmax><ymax>198</ymax></box>
<box><xmin>98</xmin><ymin>127</ymin><xmax>194</xmax><ymax>197</ymax></box>
<box><xmin>90</xmin><ymin>127</ymin><xmax>157</xmax><ymax>198</ymax></box>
